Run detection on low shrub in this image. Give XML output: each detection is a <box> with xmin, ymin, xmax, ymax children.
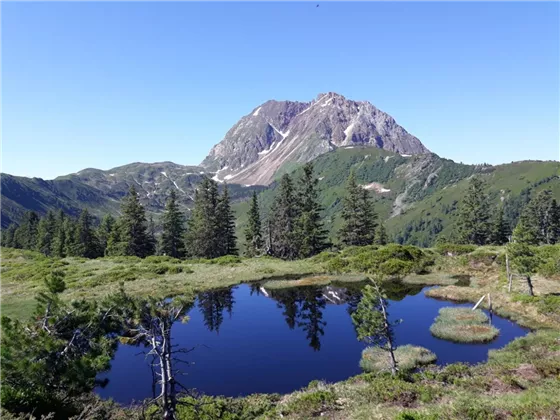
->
<box><xmin>281</xmin><ymin>390</ymin><xmax>337</xmax><ymax>417</ymax></box>
<box><xmin>435</xmin><ymin>243</ymin><xmax>476</xmax><ymax>256</ymax></box>
<box><xmin>143</xmin><ymin>256</ymin><xmax>182</xmax><ymax>265</ymax></box>
<box><xmin>360</xmin><ymin>345</ymin><xmax>437</xmax><ymax>373</ymax></box>
<box><xmin>379</xmin><ymin>259</ymin><xmax>414</xmax><ymax>278</ymax></box>
<box><xmin>430</xmin><ymin>307</ymin><xmax>499</xmax><ymax>343</ymax></box>
<box><xmin>212</xmin><ymin>255</ymin><xmax>242</xmax><ymax>265</ymax></box>
<box><xmin>324</xmin><ymin>256</ymin><xmax>349</xmax><ymax>274</ymax></box>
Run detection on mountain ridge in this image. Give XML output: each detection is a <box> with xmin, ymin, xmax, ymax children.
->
<box><xmin>201</xmin><ymin>92</ymin><xmax>429</xmax><ymax>185</ymax></box>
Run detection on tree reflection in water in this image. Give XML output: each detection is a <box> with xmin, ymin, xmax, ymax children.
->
<box><xmin>197</xmin><ymin>288</ymin><xmax>235</xmax><ymax>334</ymax></box>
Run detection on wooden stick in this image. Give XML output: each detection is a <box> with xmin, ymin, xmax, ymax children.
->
<box><xmin>473</xmin><ymin>294</ymin><xmax>486</xmax><ymax>311</ymax></box>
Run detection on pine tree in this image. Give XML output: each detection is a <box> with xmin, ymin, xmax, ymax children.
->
<box><xmin>52</xmin><ymin>210</ymin><xmax>68</xmax><ymax>258</ymax></box>
<box><xmin>118</xmin><ymin>186</ymin><xmax>154</xmax><ymax>258</ymax></box>
<box><xmin>359</xmin><ymin>188</ymin><xmax>377</xmax><ymax>245</ymax></box>
<box><xmin>15</xmin><ymin>211</ymin><xmax>40</xmax><ymax>250</ymax></box>
<box><xmin>549</xmin><ymin>199</ymin><xmax>560</xmax><ymax>244</ymax></box>
<box><xmin>217</xmin><ymin>184</ymin><xmax>238</xmax><ymax>256</ymax></box>
<box><xmin>296</xmin><ymin>162</ymin><xmax>328</xmax><ymax>258</ymax></box>
<box><xmin>351</xmin><ymin>278</ymin><xmax>400</xmax><ymax>376</ymax></box>
<box><xmin>147</xmin><ymin>215</ymin><xmax>157</xmax><ymax>255</ymax></box>
<box><xmin>339</xmin><ymin>172</ymin><xmax>377</xmax><ymax>246</ymax></box>
<box><xmin>97</xmin><ymin>214</ymin><xmax>116</xmax><ymax>256</ymax></box>
<box><xmin>244</xmin><ymin>191</ymin><xmax>263</xmax><ymax>257</ymax></box>
<box><xmin>69</xmin><ymin>209</ymin><xmax>102</xmax><ymax>258</ymax></box>
<box><xmin>269</xmin><ymin>174</ymin><xmax>300</xmax><ymax>260</ymax></box>
<box><xmin>186</xmin><ymin>177</ymin><xmax>220</xmax><ymax>258</ymax></box>
<box><xmin>374</xmin><ymin>223</ymin><xmax>388</xmax><ymax>245</ymax></box>
<box><xmin>513</xmin><ymin>190</ymin><xmax>557</xmax><ymax>245</ymax></box>
<box><xmin>457</xmin><ymin>177</ymin><xmax>491</xmax><ymax>245</ymax></box>
<box><xmin>490</xmin><ymin>204</ymin><xmax>510</xmax><ymax>245</ymax></box>
<box><xmin>160</xmin><ymin>190</ymin><xmax>186</xmax><ymax>258</ymax></box>
<box><xmin>36</xmin><ymin>211</ymin><xmax>57</xmax><ymax>256</ymax></box>
<box><xmin>2</xmin><ymin>224</ymin><xmax>17</xmax><ymax>248</ymax></box>
<box><xmin>339</xmin><ymin>172</ymin><xmax>364</xmax><ymax>246</ymax></box>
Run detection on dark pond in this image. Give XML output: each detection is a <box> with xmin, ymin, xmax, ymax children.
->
<box><xmin>97</xmin><ymin>281</ymin><xmax>529</xmax><ymax>404</ymax></box>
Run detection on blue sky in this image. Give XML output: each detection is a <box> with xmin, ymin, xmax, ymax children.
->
<box><xmin>2</xmin><ymin>2</ymin><xmax>559</xmax><ymax>179</ymax></box>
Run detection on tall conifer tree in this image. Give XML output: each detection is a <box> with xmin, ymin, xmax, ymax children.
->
<box><xmin>296</xmin><ymin>162</ymin><xmax>328</xmax><ymax>258</ymax></box>
<box><xmin>457</xmin><ymin>176</ymin><xmax>491</xmax><ymax>245</ymax></box>
<box><xmin>270</xmin><ymin>174</ymin><xmax>300</xmax><ymax>260</ymax></box>
<box><xmin>117</xmin><ymin>186</ymin><xmax>154</xmax><ymax>257</ymax></box>
<box><xmin>160</xmin><ymin>190</ymin><xmax>186</xmax><ymax>258</ymax></box>
<box><xmin>244</xmin><ymin>191</ymin><xmax>263</xmax><ymax>257</ymax></box>
<box><xmin>339</xmin><ymin>172</ymin><xmax>377</xmax><ymax>246</ymax></box>
<box><xmin>186</xmin><ymin>177</ymin><xmax>220</xmax><ymax>258</ymax></box>
<box><xmin>36</xmin><ymin>211</ymin><xmax>57</xmax><ymax>256</ymax></box>
<box><xmin>69</xmin><ymin>209</ymin><xmax>102</xmax><ymax>258</ymax></box>
<box><xmin>217</xmin><ymin>184</ymin><xmax>238</xmax><ymax>256</ymax></box>
<box><xmin>490</xmin><ymin>204</ymin><xmax>510</xmax><ymax>245</ymax></box>
<box><xmin>97</xmin><ymin>214</ymin><xmax>116</xmax><ymax>256</ymax></box>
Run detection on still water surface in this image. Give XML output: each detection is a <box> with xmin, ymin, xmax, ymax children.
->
<box><xmin>97</xmin><ymin>281</ymin><xmax>529</xmax><ymax>403</ymax></box>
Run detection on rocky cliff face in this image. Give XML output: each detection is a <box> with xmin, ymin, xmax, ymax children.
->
<box><xmin>202</xmin><ymin>92</ymin><xmax>429</xmax><ymax>185</ymax></box>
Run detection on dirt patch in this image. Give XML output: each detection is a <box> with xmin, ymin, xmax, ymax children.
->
<box><xmin>515</xmin><ymin>363</ymin><xmax>542</xmax><ymax>383</ymax></box>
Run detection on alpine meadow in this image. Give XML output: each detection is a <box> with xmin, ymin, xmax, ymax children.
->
<box><xmin>2</xmin><ymin>2</ymin><xmax>559</xmax><ymax>420</ymax></box>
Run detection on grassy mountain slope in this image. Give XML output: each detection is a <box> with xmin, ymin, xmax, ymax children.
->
<box><xmin>1</xmin><ymin>162</ymin><xmax>263</xmax><ymax>227</ymax></box>
<box><xmin>234</xmin><ymin>147</ymin><xmax>560</xmax><ymax>249</ymax></box>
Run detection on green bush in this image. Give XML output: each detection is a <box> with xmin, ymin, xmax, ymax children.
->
<box><xmin>281</xmin><ymin>390</ymin><xmax>337</xmax><ymax>417</ymax></box>
<box><xmin>324</xmin><ymin>256</ymin><xmax>349</xmax><ymax>274</ymax></box>
<box><xmin>212</xmin><ymin>255</ymin><xmax>242</xmax><ymax>265</ymax></box>
<box><xmin>379</xmin><ymin>259</ymin><xmax>414</xmax><ymax>278</ymax></box>
<box><xmin>143</xmin><ymin>256</ymin><xmax>182</xmax><ymax>265</ymax></box>
<box><xmin>435</xmin><ymin>243</ymin><xmax>476</xmax><ymax>256</ymax></box>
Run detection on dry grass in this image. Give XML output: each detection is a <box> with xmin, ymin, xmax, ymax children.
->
<box><xmin>360</xmin><ymin>345</ymin><xmax>437</xmax><ymax>373</ymax></box>
<box><xmin>430</xmin><ymin>307</ymin><xmax>499</xmax><ymax>343</ymax></box>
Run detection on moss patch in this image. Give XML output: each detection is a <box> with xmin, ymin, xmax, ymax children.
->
<box><xmin>360</xmin><ymin>345</ymin><xmax>437</xmax><ymax>373</ymax></box>
<box><xmin>430</xmin><ymin>307</ymin><xmax>499</xmax><ymax>343</ymax></box>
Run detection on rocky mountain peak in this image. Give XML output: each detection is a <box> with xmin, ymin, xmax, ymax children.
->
<box><xmin>202</xmin><ymin>92</ymin><xmax>429</xmax><ymax>185</ymax></box>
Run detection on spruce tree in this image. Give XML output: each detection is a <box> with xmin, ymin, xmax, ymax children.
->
<box><xmin>2</xmin><ymin>224</ymin><xmax>17</xmax><ymax>248</ymax></box>
<box><xmin>69</xmin><ymin>209</ymin><xmax>102</xmax><ymax>258</ymax></box>
<box><xmin>374</xmin><ymin>223</ymin><xmax>388</xmax><ymax>245</ymax></box>
<box><xmin>269</xmin><ymin>174</ymin><xmax>300</xmax><ymax>260</ymax></box>
<box><xmin>339</xmin><ymin>171</ymin><xmax>364</xmax><ymax>246</ymax></box>
<box><xmin>513</xmin><ymin>190</ymin><xmax>557</xmax><ymax>245</ymax></box>
<box><xmin>358</xmin><ymin>188</ymin><xmax>377</xmax><ymax>245</ymax></box>
<box><xmin>186</xmin><ymin>177</ymin><xmax>220</xmax><ymax>258</ymax></box>
<box><xmin>119</xmin><ymin>186</ymin><xmax>154</xmax><ymax>258</ymax></box>
<box><xmin>147</xmin><ymin>215</ymin><xmax>157</xmax><ymax>255</ymax></box>
<box><xmin>549</xmin><ymin>199</ymin><xmax>560</xmax><ymax>244</ymax></box>
<box><xmin>339</xmin><ymin>172</ymin><xmax>377</xmax><ymax>246</ymax></box>
<box><xmin>52</xmin><ymin>210</ymin><xmax>67</xmax><ymax>258</ymax></box>
<box><xmin>36</xmin><ymin>211</ymin><xmax>57</xmax><ymax>256</ymax></box>
<box><xmin>160</xmin><ymin>190</ymin><xmax>186</xmax><ymax>258</ymax></box>
<box><xmin>15</xmin><ymin>211</ymin><xmax>40</xmax><ymax>250</ymax></box>
<box><xmin>490</xmin><ymin>204</ymin><xmax>510</xmax><ymax>245</ymax></box>
<box><xmin>97</xmin><ymin>214</ymin><xmax>116</xmax><ymax>256</ymax></box>
<box><xmin>244</xmin><ymin>191</ymin><xmax>263</xmax><ymax>257</ymax></box>
<box><xmin>296</xmin><ymin>162</ymin><xmax>328</xmax><ymax>258</ymax></box>
<box><xmin>457</xmin><ymin>176</ymin><xmax>491</xmax><ymax>245</ymax></box>
<box><xmin>217</xmin><ymin>184</ymin><xmax>238</xmax><ymax>256</ymax></box>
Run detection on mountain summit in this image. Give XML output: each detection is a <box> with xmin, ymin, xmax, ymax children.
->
<box><xmin>201</xmin><ymin>92</ymin><xmax>429</xmax><ymax>185</ymax></box>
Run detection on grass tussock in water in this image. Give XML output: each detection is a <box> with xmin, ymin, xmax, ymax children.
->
<box><xmin>430</xmin><ymin>307</ymin><xmax>499</xmax><ymax>343</ymax></box>
<box><xmin>360</xmin><ymin>345</ymin><xmax>437</xmax><ymax>373</ymax></box>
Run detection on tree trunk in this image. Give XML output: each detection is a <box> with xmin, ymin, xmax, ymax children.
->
<box><xmin>379</xmin><ymin>296</ymin><xmax>397</xmax><ymax>376</ymax></box>
<box><xmin>506</xmin><ymin>252</ymin><xmax>513</xmax><ymax>293</ymax></box>
<box><xmin>526</xmin><ymin>275</ymin><xmax>534</xmax><ymax>297</ymax></box>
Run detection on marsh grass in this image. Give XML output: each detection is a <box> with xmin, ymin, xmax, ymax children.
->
<box><xmin>261</xmin><ymin>274</ymin><xmax>366</xmax><ymax>290</ymax></box>
<box><xmin>360</xmin><ymin>345</ymin><xmax>437</xmax><ymax>373</ymax></box>
<box><xmin>430</xmin><ymin>307</ymin><xmax>499</xmax><ymax>343</ymax></box>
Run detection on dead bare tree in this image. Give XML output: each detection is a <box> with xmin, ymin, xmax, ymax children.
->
<box><xmin>111</xmin><ymin>288</ymin><xmax>197</xmax><ymax>420</ymax></box>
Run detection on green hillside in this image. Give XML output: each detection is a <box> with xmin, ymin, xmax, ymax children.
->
<box><xmin>234</xmin><ymin>147</ymin><xmax>560</xmax><ymax>249</ymax></box>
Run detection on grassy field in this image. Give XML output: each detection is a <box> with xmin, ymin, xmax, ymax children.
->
<box><xmin>1</xmin><ymin>244</ymin><xmax>560</xmax><ymax>419</ymax></box>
